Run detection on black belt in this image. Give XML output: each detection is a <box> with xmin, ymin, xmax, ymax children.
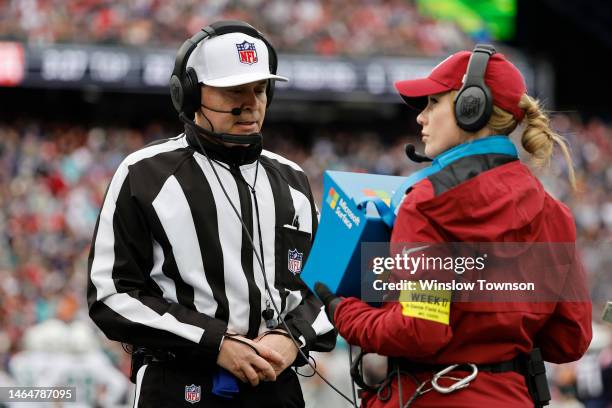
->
<box><xmin>143</xmin><ymin>349</ymin><xmax>176</xmax><ymax>364</ymax></box>
<box><xmin>139</xmin><ymin>348</ymin><xmax>216</xmax><ymax>366</ymax></box>
<box><xmin>389</xmin><ymin>355</ymin><xmax>526</xmax><ymax>375</ymax></box>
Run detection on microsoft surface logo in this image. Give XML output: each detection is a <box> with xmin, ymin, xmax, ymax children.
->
<box><xmin>326</xmin><ymin>187</ymin><xmax>340</xmax><ymax>209</ymax></box>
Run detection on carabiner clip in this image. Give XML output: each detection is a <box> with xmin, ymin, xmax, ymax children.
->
<box><xmin>431</xmin><ymin>364</ymin><xmax>478</xmax><ymax>394</ymax></box>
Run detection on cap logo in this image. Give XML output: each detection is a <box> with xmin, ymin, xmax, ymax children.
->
<box><xmin>236</xmin><ymin>41</ymin><xmax>258</xmax><ymax>65</ymax></box>
<box><xmin>460</xmin><ymin>95</ymin><xmax>481</xmax><ymax>118</ymax></box>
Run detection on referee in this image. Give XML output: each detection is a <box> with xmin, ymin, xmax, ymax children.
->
<box><xmin>87</xmin><ymin>21</ymin><xmax>336</xmax><ymax>408</ymax></box>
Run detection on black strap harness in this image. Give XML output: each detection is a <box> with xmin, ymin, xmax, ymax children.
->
<box><xmin>351</xmin><ymin>349</ymin><xmax>551</xmax><ymax>408</ymax></box>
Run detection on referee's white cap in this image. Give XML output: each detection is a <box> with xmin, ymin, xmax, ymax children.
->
<box><xmin>186</xmin><ymin>32</ymin><xmax>288</xmax><ymax>87</ymax></box>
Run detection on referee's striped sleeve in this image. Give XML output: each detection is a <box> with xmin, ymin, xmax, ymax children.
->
<box><xmin>87</xmin><ymin>148</ymin><xmax>227</xmax><ymax>359</ymax></box>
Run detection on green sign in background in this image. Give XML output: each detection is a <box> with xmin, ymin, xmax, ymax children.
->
<box><xmin>416</xmin><ymin>0</ymin><xmax>516</xmax><ymax>41</ymax></box>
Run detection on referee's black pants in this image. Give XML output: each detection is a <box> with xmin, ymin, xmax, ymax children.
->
<box><xmin>134</xmin><ymin>360</ymin><xmax>305</xmax><ymax>408</ymax></box>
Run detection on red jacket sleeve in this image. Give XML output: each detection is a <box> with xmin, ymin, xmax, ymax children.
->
<box><xmin>334</xmin><ymin>298</ymin><xmax>453</xmax><ymax>358</ymax></box>
<box><xmin>535</xmin><ymin>241</ymin><xmax>592</xmax><ymax>362</ymax></box>
<box><xmin>534</xmin><ymin>301</ymin><xmax>592</xmax><ymax>363</ymax></box>
<box><xmin>334</xmin><ymin>180</ymin><xmax>454</xmax><ymax>358</ymax></box>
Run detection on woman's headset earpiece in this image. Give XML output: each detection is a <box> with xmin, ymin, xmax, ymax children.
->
<box><xmin>169</xmin><ymin>20</ymin><xmax>279</xmax><ymax>119</ymax></box>
<box><xmin>454</xmin><ymin>44</ymin><xmax>496</xmax><ymax>132</ymax></box>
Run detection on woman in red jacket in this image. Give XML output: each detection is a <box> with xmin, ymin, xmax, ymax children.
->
<box><xmin>316</xmin><ymin>45</ymin><xmax>592</xmax><ymax>407</ymax></box>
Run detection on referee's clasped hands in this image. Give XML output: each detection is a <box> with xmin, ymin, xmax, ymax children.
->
<box><xmin>216</xmin><ymin>331</ymin><xmax>298</xmax><ymax>386</ymax></box>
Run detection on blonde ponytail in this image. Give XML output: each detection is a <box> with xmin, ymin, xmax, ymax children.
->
<box><xmin>517</xmin><ymin>95</ymin><xmax>576</xmax><ymax>190</ymax></box>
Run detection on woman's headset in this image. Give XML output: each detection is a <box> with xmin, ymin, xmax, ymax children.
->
<box><xmin>454</xmin><ymin>43</ymin><xmax>496</xmax><ymax>132</ymax></box>
<box><xmin>169</xmin><ymin>20</ymin><xmax>279</xmax><ymax>119</ymax></box>
<box><xmin>405</xmin><ymin>44</ymin><xmax>497</xmax><ymax>163</ymax></box>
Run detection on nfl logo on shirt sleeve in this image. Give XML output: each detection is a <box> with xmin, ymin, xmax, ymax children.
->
<box><xmin>185</xmin><ymin>384</ymin><xmax>201</xmax><ymax>404</ymax></box>
<box><xmin>236</xmin><ymin>41</ymin><xmax>258</xmax><ymax>64</ymax></box>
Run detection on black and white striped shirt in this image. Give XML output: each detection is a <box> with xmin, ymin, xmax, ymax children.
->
<box><xmin>87</xmin><ymin>132</ymin><xmax>336</xmax><ymax>360</ymax></box>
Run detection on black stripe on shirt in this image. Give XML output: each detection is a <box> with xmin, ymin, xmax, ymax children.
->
<box><xmin>229</xmin><ymin>165</ymin><xmax>262</xmax><ymax>339</ymax></box>
<box><xmin>259</xmin><ymin>157</ymin><xmax>297</xmax><ymax>314</ymax></box>
<box><xmin>259</xmin><ymin>155</ymin><xmax>311</xmax><ymax>199</ymax></box>
<box><xmin>127</xmin><ymin>148</ymin><xmax>198</xmax><ymax>310</ymax></box>
<box><xmin>109</xmin><ymin>172</ymin><xmax>154</xmax><ymax>296</ymax></box>
<box><xmin>148</xmin><ymin>212</ymin><xmax>197</xmax><ymax>309</ymax></box>
<box><xmin>174</xmin><ymin>156</ymin><xmax>230</xmax><ymax>322</ymax></box>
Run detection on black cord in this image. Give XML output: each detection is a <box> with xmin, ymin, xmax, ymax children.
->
<box><xmin>191</xmin><ymin>132</ymin><xmax>356</xmax><ymax>406</ymax></box>
<box><xmin>349</xmin><ymin>346</ymin><xmax>358</xmax><ymax>406</ymax></box>
<box><xmin>397</xmin><ymin>367</ymin><xmax>403</xmax><ymax>408</ymax></box>
<box><xmin>198</xmin><ymin>107</ymin><xmax>216</xmax><ymax>133</ymax></box>
<box><xmin>122</xmin><ymin>343</ymin><xmax>133</xmax><ymax>354</ymax></box>
<box><xmin>295</xmin><ymin>355</ymin><xmax>317</xmax><ymax>378</ymax></box>
<box><xmin>223</xmin><ymin>333</ymin><xmax>261</xmax><ymax>356</ymax></box>
<box><xmin>248</xmin><ymin>163</ymin><xmax>277</xmax><ymax>321</ymax></box>
<box><xmin>401</xmin><ymin>371</ymin><xmax>428</xmax><ymax>408</ymax></box>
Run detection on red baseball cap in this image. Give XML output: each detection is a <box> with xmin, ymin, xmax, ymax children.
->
<box><xmin>395</xmin><ymin>50</ymin><xmax>527</xmax><ymax>122</ymax></box>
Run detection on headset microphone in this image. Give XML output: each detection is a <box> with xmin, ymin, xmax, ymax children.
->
<box><xmin>179</xmin><ymin>113</ymin><xmax>262</xmax><ymax>145</ymax></box>
<box><xmin>405</xmin><ymin>144</ymin><xmax>433</xmax><ymax>163</ymax></box>
<box><xmin>201</xmin><ymin>104</ymin><xmax>243</xmax><ymax>116</ymax></box>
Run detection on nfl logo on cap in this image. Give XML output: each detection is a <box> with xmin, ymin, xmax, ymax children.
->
<box><xmin>236</xmin><ymin>41</ymin><xmax>258</xmax><ymax>65</ymax></box>
<box><xmin>288</xmin><ymin>249</ymin><xmax>303</xmax><ymax>275</ymax></box>
<box><xmin>185</xmin><ymin>384</ymin><xmax>201</xmax><ymax>404</ymax></box>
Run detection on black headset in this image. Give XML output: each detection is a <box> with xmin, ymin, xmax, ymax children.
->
<box><xmin>169</xmin><ymin>20</ymin><xmax>279</xmax><ymax>119</ymax></box>
<box><xmin>454</xmin><ymin>43</ymin><xmax>496</xmax><ymax>132</ymax></box>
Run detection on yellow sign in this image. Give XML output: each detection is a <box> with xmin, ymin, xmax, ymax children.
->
<box><xmin>399</xmin><ymin>287</ymin><xmax>451</xmax><ymax>325</ymax></box>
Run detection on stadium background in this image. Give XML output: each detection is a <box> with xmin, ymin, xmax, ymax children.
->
<box><xmin>0</xmin><ymin>0</ymin><xmax>610</xmax><ymax>406</ymax></box>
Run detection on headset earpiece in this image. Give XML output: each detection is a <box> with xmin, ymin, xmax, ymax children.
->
<box><xmin>170</xmin><ymin>20</ymin><xmax>279</xmax><ymax>117</ymax></box>
<box><xmin>182</xmin><ymin>67</ymin><xmax>201</xmax><ymax>118</ymax></box>
<box><xmin>454</xmin><ymin>84</ymin><xmax>492</xmax><ymax>132</ymax></box>
<box><xmin>454</xmin><ymin>44</ymin><xmax>496</xmax><ymax>132</ymax></box>
<box><xmin>169</xmin><ymin>74</ymin><xmax>184</xmax><ymax>114</ymax></box>
<box><xmin>169</xmin><ymin>67</ymin><xmax>201</xmax><ymax>119</ymax></box>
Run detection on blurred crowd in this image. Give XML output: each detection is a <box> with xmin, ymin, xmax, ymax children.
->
<box><xmin>0</xmin><ymin>0</ymin><xmax>473</xmax><ymax>56</ymax></box>
<box><xmin>0</xmin><ymin>114</ymin><xmax>610</xmax><ymax>406</ymax></box>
